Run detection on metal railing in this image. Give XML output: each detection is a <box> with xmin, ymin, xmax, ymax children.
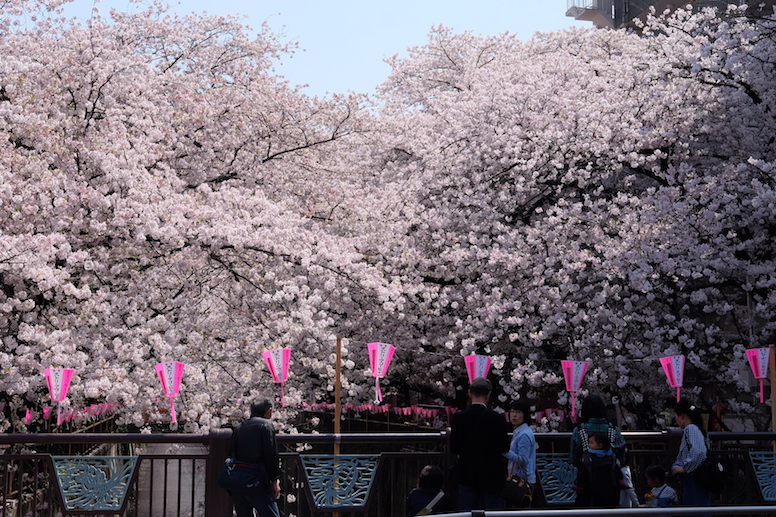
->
<box><xmin>0</xmin><ymin>430</ymin><xmax>773</xmax><ymax>516</ymax></box>
<box><xmin>436</xmin><ymin>508</ymin><xmax>776</xmax><ymax>517</ymax></box>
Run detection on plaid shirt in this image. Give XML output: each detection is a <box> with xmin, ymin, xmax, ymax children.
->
<box><xmin>569</xmin><ymin>418</ymin><xmax>627</xmax><ymax>466</ymax></box>
<box><xmin>676</xmin><ymin>423</ymin><xmax>708</xmax><ymax>473</ymax></box>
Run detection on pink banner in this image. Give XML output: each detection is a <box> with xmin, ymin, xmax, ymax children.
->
<box><xmin>368</xmin><ymin>342</ymin><xmax>395</xmax><ymax>403</ymax></box>
<box><xmin>464</xmin><ymin>354</ymin><xmax>492</xmax><ymax>382</ymax></box>
<box><xmin>746</xmin><ymin>348</ymin><xmax>771</xmax><ymax>403</ymax></box>
<box><xmin>660</xmin><ymin>355</ymin><xmax>685</xmax><ymax>402</ymax></box>
<box><xmin>561</xmin><ymin>360</ymin><xmax>589</xmax><ymax>419</ymax></box>
<box><xmin>43</xmin><ymin>367</ymin><xmax>75</xmax><ymax>426</ymax></box>
<box><xmin>155</xmin><ymin>361</ymin><xmax>185</xmax><ymax>423</ymax></box>
<box><xmin>263</xmin><ymin>348</ymin><xmax>292</xmax><ymax>406</ymax></box>
<box><xmin>44</xmin><ymin>368</ymin><xmax>75</xmax><ymax>402</ymax></box>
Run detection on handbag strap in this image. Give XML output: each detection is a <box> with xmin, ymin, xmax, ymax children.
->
<box><xmin>424</xmin><ymin>490</ymin><xmax>445</xmax><ymax>512</ymax></box>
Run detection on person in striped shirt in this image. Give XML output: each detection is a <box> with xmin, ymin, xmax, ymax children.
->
<box><xmin>670</xmin><ymin>399</ymin><xmax>712</xmax><ymax>516</ymax></box>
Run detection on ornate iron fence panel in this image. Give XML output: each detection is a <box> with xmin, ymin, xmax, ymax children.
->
<box><xmin>749</xmin><ymin>451</ymin><xmax>776</xmax><ymax>503</ymax></box>
<box><xmin>300</xmin><ymin>454</ymin><xmax>381</xmax><ymax>511</ymax></box>
<box><xmin>536</xmin><ymin>452</ymin><xmax>578</xmax><ymax>505</ymax></box>
<box><xmin>52</xmin><ymin>456</ymin><xmax>137</xmax><ymax>512</ymax></box>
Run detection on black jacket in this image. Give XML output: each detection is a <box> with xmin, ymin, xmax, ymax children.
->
<box><xmin>230</xmin><ymin>416</ymin><xmax>280</xmax><ymax>481</ymax></box>
<box><xmin>450</xmin><ymin>403</ymin><xmax>510</xmax><ymax>490</ymax></box>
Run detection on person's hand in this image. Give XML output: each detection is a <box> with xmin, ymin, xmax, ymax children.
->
<box><xmin>671</xmin><ymin>464</ymin><xmax>685</xmax><ymax>475</ymax></box>
<box><xmin>271</xmin><ymin>479</ymin><xmax>281</xmax><ymax>499</ymax></box>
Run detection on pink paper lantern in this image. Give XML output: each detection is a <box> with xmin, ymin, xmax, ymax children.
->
<box><xmin>368</xmin><ymin>342</ymin><xmax>395</xmax><ymax>403</ymax></box>
<box><xmin>561</xmin><ymin>360</ymin><xmax>589</xmax><ymax>420</ymax></box>
<box><xmin>262</xmin><ymin>348</ymin><xmax>292</xmax><ymax>407</ymax></box>
<box><xmin>44</xmin><ymin>368</ymin><xmax>75</xmax><ymax>402</ymax></box>
<box><xmin>155</xmin><ymin>361</ymin><xmax>185</xmax><ymax>424</ymax></box>
<box><xmin>746</xmin><ymin>348</ymin><xmax>771</xmax><ymax>403</ymax></box>
<box><xmin>464</xmin><ymin>354</ymin><xmax>492</xmax><ymax>383</ymax></box>
<box><xmin>43</xmin><ymin>367</ymin><xmax>75</xmax><ymax>426</ymax></box>
<box><xmin>660</xmin><ymin>355</ymin><xmax>685</xmax><ymax>402</ymax></box>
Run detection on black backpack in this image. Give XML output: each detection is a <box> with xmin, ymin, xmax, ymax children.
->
<box><xmin>686</xmin><ymin>435</ymin><xmax>725</xmax><ymax>495</ymax></box>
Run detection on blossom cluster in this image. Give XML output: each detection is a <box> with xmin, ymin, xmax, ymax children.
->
<box><xmin>0</xmin><ymin>2</ymin><xmax>774</xmax><ymax>431</ymax></box>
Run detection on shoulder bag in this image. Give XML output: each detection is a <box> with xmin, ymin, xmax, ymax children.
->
<box><xmin>684</xmin><ymin>432</ymin><xmax>724</xmax><ymax>495</ymax></box>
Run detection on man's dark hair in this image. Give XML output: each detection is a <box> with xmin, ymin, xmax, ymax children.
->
<box><xmin>469</xmin><ymin>385</ymin><xmax>490</xmax><ymax>397</ymax></box>
<box><xmin>250</xmin><ymin>398</ymin><xmax>273</xmax><ymax>418</ymax></box>
<box><xmin>418</xmin><ymin>464</ymin><xmax>444</xmax><ymax>490</ymax></box>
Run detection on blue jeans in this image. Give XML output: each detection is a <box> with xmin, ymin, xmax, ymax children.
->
<box><xmin>231</xmin><ymin>488</ymin><xmax>280</xmax><ymax>517</ymax></box>
<box><xmin>682</xmin><ymin>474</ymin><xmax>711</xmax><ymax>517</ymax></box>
<box><xmin>458</xmin><ymin>484</ymin><xmax>504</xmax><ymax>511</ymax></box>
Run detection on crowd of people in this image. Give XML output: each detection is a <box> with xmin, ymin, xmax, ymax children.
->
<box><xmin>221</xmin><ymin>381</ymin><xmax>716</xmax><ymax>517</ymax></box>
<box><xmin>407</xmin><ymin>379</ymin><xmax>715</xmax><ymax>515</ymax></box>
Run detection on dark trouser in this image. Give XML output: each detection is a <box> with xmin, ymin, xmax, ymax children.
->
<box><xmin>682</xmin><ymin>474</ymin><xmax>711</xmax><ymax>517</ymax></box>
<box><xmin>230</xmin><ymin>487</ymin><xmax>280</xmax><ymax>517</ymax></box>
<box><xmin>457</xmin><ymin>484</ymin><xmax>504</xmax><ymax>511</ymax></box>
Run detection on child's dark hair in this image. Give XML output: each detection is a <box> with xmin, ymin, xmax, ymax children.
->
<box><xmin>589</xmin><ymin>432</ymin><xmax>611</xmax><ymax>450</ymax></box>
<box><xmin>645</xmin><ymin>464</ymin><xmax>667</xmax><ymax>483</ymax></box>
<box><xmin>418</xmin><ymin>465</ymin><xmax>444</xmax><ymax>490</ymax></box>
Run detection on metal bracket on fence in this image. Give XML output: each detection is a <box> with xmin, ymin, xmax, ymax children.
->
<box><xmin>536</xmin><ymin>453</ymin><xmax>578</xmax><ymax>505</ymax></box>
<box><xmin>299</xmin><ymin>454</ymin><xmax>381</xmax><ymax>511</ymax></box>
<box><xmin>748</xmin><ymin>451</ymin><xmax>776</xmax><ymax>502</ymax></box>
<box><xmin>51</xmin><ymin>456</ymin><xmax>138</xmax><ymax>512</ymax></box>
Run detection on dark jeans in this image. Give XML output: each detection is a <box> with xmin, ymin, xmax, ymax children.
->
<box><xmin>457</xmin><ymin>484</ymin><xmax>504</xmax><ymax>511</ymax></box>
<box><xmin>682</xmin><ymin>474</ymin><xmax>711</xmax><ymax>517</ymax></box>
<box><xmin>230</xmin><ymin>488</ymin><xmax>280</xmax><ymax>517</ymax></box>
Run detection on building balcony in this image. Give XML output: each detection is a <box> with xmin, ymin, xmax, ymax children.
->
<box><xmin>566</xmin><ymin>0</ymin><xmax>616</xmax><ymax>28</ymax></box>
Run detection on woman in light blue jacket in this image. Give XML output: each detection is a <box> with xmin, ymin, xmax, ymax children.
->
<box><xmin>503</xmin><ymin>399</ymin><xmax>536</xmax><ymax>507</ymax></box>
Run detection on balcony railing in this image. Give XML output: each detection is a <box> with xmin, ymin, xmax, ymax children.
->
<box><xmin>566</xmin><ymin>0</ymin><xmax>616</xmax><ymax>28</ymax></box>
<box><xmin>0</xmin><ymin>431</ymin><xmax>773</xmax><ymax>516</ymax></box>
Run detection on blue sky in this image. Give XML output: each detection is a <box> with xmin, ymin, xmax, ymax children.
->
<box><xmin>64</xmin><ymin>0</ymin><xmax>592</xmax><ymax>97</ymax></box>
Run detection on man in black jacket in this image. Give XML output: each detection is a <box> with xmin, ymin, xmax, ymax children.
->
<box><xmin>450</xmin><ymin>377</ymin><xmax>510</xmax><ymax>511</ymax></box>
<box><xmin>229</xmin><ymin>399</ymin><xmax>281</xmax><ymax>517</ymax></box>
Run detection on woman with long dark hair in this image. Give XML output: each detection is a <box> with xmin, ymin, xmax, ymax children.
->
<box><xmin>568</xmin><ymin>394</ymin><xmax>627</xmax><ymax>508</ymax></box>
<box><xmin>670</xmin><ymin>399</ymin><xmax>712</xmax><ymax>515</ymax></box>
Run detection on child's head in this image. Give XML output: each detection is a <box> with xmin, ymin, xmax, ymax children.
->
<box><xmin>645</xmin><ymin>464</ymin><xmax>667</xmax><ymax>487</ymax></box>
<box><xmin>587</xmin><ymin>433</ymin><xmax>611</xmax><ymax>451</ymax></box>
<box><xmin>417</xmin><ymin>465</ymin><xmax>444</xmax><ymax>490</ymax></box>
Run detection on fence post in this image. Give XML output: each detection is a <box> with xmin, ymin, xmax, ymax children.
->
<box><xmin>206</xmin><ymin>428</ymin><xmax>233</xmax><ymax>516</ymax></box>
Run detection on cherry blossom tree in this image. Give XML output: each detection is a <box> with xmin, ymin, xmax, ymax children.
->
<box><xmin>0</xmin><ymin>0</ymin><xmax>399</xmax><ymax>432</ymax></box>
<box><xmin>372</xmin><ymin>5</ymin><xmax>775</xmax><ymax>427</ymax></box>
<box><xmin>1</xmin><ymin>0</ymin><xmax>774</xmax><ymax>433</ymax></box>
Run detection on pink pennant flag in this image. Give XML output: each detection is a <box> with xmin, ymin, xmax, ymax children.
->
<box><xmin>561</xmin><ymin>360</ymin><xmax>589</xmax><ymax>420</ymax></box>
<box><xmin>746</xmin><ymin>348</ymin><xmax>771</xmax><ymax>403</ymax></box>
<box><xmin>23</xmin><ymin>408</ymin><xmax>37</xmax><ymax>425</ymax></box>
<box><xmin>660</xmin><ymin>355</ymin><xmax>685</xmax><ymax>402</ymax></box>
<box><xmin>262</xmin><ymin>348</ymin><xmax>292</xmax><ymax>407</ymax></box>
<box><xmin>155</xmin><ymin>361</ymin><xmax>185</xmax><ymax>423</ymax></box>
<box><xmin>43</xmin><ymin>368</ymin><xmax>75</xmax><ymax>426</ymax></box>
<box><xmin>464</xmin><ymin>354</ymin><xmax>492</xmax><ymax>383</ymax></box>
<box><xmin>368</xmin><ymin>342</ymin><xmax>395</xmax><ymax>403</ymax></box>
<box><xmin>43</xmin><ymin>406</ymin><xmax>52</xmax><ymax>420</ymax></box>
